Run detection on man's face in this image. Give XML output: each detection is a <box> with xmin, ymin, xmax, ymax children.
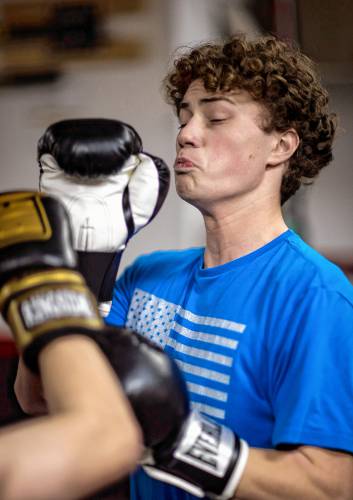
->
<box><xmin>175</xmin><ymin>79</ymin><xmax>279</xmax><ymax>212</ymax></box>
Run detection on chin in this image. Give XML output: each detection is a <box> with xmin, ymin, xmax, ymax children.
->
<box><xmin>176</xmin><ymin>189</ymin><xmax>202</xmax><ymax>209</ymax></box>
<box><xmin>175</xmin><ymin>175</ymin><xmax>204</xmax><ymax>205</ymax></box>
<box><xmin>176</xmin><ymin>189</ymin><xmax>193</xmax><ymax>203</ymax></box>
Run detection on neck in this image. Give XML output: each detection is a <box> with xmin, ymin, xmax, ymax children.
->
<box><xmin>202</xmin><ymin>196</ymin><xmax>287</xmax><ymax>268</ymax></box>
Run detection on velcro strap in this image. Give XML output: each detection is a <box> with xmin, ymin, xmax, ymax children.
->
<box><xmin>174</xmin><ymin>411</ymin><xmax>236</xmax><ymax>479</ymax></box>
<box><xmin>145</xmin><ymin>411</ymin><xmax>248</xmax><ymax>499</ymax></box>
<box><xmin>0</xmin><ymin>191</ymin><xmax>52</xmax><ymax>249</ymax></box>
<box><xmin>0</xmin><ymin>269</ymin><xmax>103</xmax><ymax>352</ymax></box>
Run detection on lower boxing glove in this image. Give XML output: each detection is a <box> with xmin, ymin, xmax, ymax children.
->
<box><xmin>95</xmin><ymin>328</ymin><xmax>249</xmax><ymax>499</ymax></box>
<box><xmin>143</xmin><ymin>410</ymin><xmax>249</xmax><ymax>499</ymax></box>
<box><xmin>92</xmin><ymin>327</ymin><xmax>190</xmax><ymax>450</ymax></box>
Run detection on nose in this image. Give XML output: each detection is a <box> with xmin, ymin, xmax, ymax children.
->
<box><xmin>177</xmin><ymin>117</ymin><xmax>201</xmax><ymax>149</ymax></box>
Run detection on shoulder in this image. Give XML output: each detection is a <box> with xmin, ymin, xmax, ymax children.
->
<box><xmin>277</xmin><ymin>231</ymin><xmax>353</xmax><ymax>305</ymax></box>
<box><xmin>122</xmin><ymin>247</ymin><xmax>204</xmax><ymax>280</ymax></box>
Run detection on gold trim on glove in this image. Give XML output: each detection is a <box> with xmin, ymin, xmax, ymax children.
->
<box><xmin>0</xmin><ymin>191</ymin><xmax>52</xmax><ymax>249</ymax></box>
<box><xmin>0</xmin><ymin>269</ymin><xmax>103</xmax><ymax>351</ymax></box>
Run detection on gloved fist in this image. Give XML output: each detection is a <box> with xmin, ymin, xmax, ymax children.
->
<box><xmin>97</xmin><ymin>328</ymin><xmax>249</xmax><ymax>500</ymax></box>
<box><xmin>143</xmin><ymin>410</ymin><xmax>249</xmax><ymax>499</ymax></box>
<box><xmin>37</xmin><ymin>118</ymin><xmax>170</xmax><ymax>305</ymax></box>
<box><xmin>0</xmin><ymin>191</ymin><xmax>103</xmax><ymax>372</ymax></box>
<box><xmin>94</xmin><ymin>327</ymin><xmax>189</xmax><ymax>449</ymax></box>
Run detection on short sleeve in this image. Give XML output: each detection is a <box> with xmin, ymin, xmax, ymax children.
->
<box><xmin>105</xmin><ymin>262</ymin><xmax>137</xmax><ymax>327</ymax></box>
<box><xmin>271</xmin><ymin>287</ymin><xmax>353</xmax><ymax>453</ymax></box>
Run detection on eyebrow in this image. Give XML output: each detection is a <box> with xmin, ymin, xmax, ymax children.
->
<box><xmin>179</xmin><ymin>96</ymin><xmax>235</xmax><ymax>112</ymax></box>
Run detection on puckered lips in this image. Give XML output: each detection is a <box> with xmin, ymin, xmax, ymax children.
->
<box><xmin>174</xmin><ymin>156</ymin><xmax>195</xmax><ymax>173</ymax></box>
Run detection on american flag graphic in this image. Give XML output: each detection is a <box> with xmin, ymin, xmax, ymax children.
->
<box><xmin>126</xmin><ymin>288</ymin><xmax>246</xmax><ymax>421</ymax></box>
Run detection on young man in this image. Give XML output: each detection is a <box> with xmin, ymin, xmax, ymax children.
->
<box><xmin>105</xmin><ymin>35</ymin><xmax>353</xmax><ymax>498</ymax></box>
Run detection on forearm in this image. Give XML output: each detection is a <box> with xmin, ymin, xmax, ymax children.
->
<box><xmin>235</xmin><ymin>447</ymin><xmax>353</xmax><ymax>500</ymax></box>
<box><xmin>0</xmin><ymin>336</ymin><xmax>143</xmax><ymax>500</ymax></box>
<box><xmin>14</xmin><ymin>357</ymin><xmax>47</xmax><ymax>415</ymax></box>
<box><xmin>41</xmin><ymin>335</ymin><xmax>130</xmax><ymax>414</ymax></box>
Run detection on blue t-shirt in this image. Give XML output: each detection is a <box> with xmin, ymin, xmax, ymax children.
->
<box><xmin>106</xmin><ymin>230</ymin><xmax>353</xmax><ymax>500</ymax></box>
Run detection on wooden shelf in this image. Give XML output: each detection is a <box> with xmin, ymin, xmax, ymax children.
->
<box><xmin>0</xmin><ymin>0</ymin><xmax>148</xmax><ymax>82</ymax></box>
<box><xmin>1</xmin><ymin>0</ymin><xmax>145</xmax><ymax>22</ymax></box>
<box><xmin>0</xmin><ymin>37</ymin><xmax>146</xmax><ymax>82</ymax></box>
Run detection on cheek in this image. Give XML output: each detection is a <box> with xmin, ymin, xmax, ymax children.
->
<box><xmin>211</xmin><ymin>137</ymin><xmax>251</xmax><ymax>176</ymax></box>
<box><xmin>210</xmin><ymin>135</ymin><xmax>269</xmax><ymax>189</ymax></box>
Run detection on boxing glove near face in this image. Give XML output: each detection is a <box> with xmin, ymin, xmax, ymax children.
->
<box><xmin>38</xmin><ymin>119</ymin><xmax>170</xmax><ymax>304</ymax></box>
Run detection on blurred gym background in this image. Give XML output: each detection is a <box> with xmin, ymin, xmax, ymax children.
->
<box><xmin>1</xmin><ymin>0</ymin><xmax>352</xmax><ymax>272</ymax></box>
<box><xmin>0</xmin><ymin>1</ymin><xmax>352</xmax><ymax>496</ymax></box>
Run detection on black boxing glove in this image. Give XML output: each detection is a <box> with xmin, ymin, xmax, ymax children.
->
<box><xmin>97</xmin><ymin>329</ymin><xmax>249</xmax><ymax>499</ymax></box>
<box><xmin>94</xmin><ymin>327</ymin><xmax>190</xmax><ymax>449</ymax></box>
<box><xmin>0</xmin><ymin>191</ymin><xmax>104</xmax><ymax>372</ymax></box>
<box><xmin>143</xmin><ymin>411</ymin><xmax>249</xmax><ymax>499</ymax></box>
<box><xmin>37</xmin><ymin>118</ymin><xmax>170</xmax><ymax>311</ymax></box>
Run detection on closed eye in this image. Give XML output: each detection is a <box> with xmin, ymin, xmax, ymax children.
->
<box><xmin>209</xmin><ymin>118</ymin><xmax>226</xmax><ymax>124</ymax></box>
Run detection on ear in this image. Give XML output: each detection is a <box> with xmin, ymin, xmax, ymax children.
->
<box><xmin>267</xmin><ymin>129</ymin><xmax>299</xmax><ymax>167</ymax></box>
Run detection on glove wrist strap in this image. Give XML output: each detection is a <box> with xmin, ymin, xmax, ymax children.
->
<box><xmin>144</xmin><ymin>411</ymin><xmax>249</xmax><ymax>499</ymax></box>
<box><xmin>0</xmin><ymin>269</ymin><xmax>103</xmax><ymax>371</ymax></box>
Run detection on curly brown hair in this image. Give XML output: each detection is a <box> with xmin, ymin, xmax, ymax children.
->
<box><xmin>164</xmin><ymin>35</ymin><xmax>337</xmax><ymax>204</ymax></box>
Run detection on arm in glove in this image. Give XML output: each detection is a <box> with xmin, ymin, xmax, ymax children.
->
<box><xmin>96</xmin><ymin>328</ymin><xmax>249</xmax><ymax>500</ymax></box>
<box><xmin>0</xmin><ymin>190</ymin><xmax>103</xmax><ymax>371</ymax></box>
<box><xmin>0</xmin><ymin>190</ymin><xmax>142</xmax><ymax>499</ymax></box>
